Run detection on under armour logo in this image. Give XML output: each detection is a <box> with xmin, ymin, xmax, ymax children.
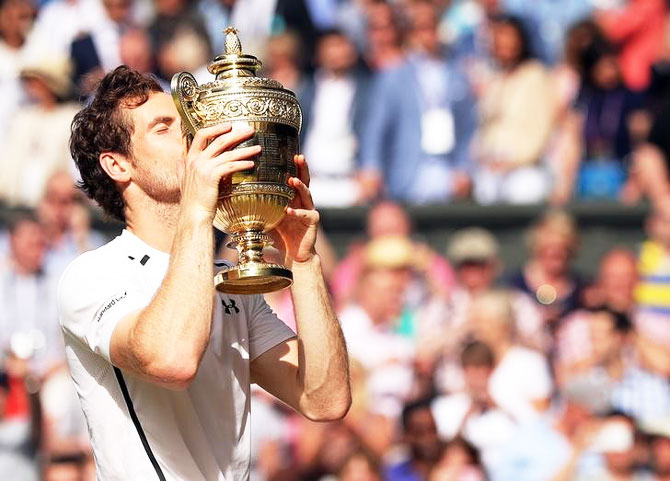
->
<box><xmin>221</xmin><ymin>298</ymin><xmax>239</xmax><ymax>314</ymax></box>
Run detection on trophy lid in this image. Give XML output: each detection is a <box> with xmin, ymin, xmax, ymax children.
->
<box><xmin>208</xmin><ymin>27</ymin><xmax>262</xmax><ymax>79</ymax></box>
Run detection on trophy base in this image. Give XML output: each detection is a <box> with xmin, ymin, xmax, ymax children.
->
<box><xmin>215</xmin><ymin>263</ymin><xmax>293</xmax><ymax>294</ymax></box>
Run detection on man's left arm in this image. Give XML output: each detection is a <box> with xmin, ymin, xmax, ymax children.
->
<box><xmin>250</xmin><ymin>155</ymin><xmax>351</xmax><ymax>422</ymax></box>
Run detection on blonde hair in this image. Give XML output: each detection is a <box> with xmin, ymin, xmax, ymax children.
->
<box><xmin>527</xmin><ymin>209</ymin><xmax>579</xmax><ymax>254</ymax></box>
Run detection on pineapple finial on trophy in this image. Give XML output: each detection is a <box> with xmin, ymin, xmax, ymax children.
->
<box><xmin>224</xmin><ymin>27</ymin><xmax>242</xmax><ymax>55</ymax></box>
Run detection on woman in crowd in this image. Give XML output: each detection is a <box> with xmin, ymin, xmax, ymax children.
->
<box><xmin>473</xmin><ymin>14</ymin><xmax>557</xmax><ymax>205</ymax></box>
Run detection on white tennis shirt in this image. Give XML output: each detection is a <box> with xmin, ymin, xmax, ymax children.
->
<box><xmin>57</xmin><ymin>229</ymin><xmax>295</xmax><ymax>481</ymax></box>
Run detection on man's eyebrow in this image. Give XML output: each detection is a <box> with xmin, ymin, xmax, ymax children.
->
<box><xmin>147</xmin><ymin>116</ymin><xmax>175</xmax><ymax>129</ymax></box>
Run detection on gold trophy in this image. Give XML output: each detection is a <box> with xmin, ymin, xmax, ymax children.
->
<box><xmin>171</xmin><ymin>27</ymin><xmax>302</xmax><ymax>294</ymax></box>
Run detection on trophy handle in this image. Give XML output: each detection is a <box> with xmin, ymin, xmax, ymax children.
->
<box><xmin>171</xmin><ymin>72</ymin><xmax>201</xmax><ymax>146</ymax></box>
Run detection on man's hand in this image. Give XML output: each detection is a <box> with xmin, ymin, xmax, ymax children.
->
<box><xmin>270</xmin><ymin>154</ymin><xmax>319</xmax><ymax>268</ymax></box>
<box><xmin>179</xmin><ymin>122</ymin><xmax>260</xmax><ymax>220</ymax></box>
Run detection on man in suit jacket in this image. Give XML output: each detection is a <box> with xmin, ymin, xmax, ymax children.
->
<box><xmin>359</xmin><ymin>0</ymin><xmax>477</xmax><ymax>204</ymax></box>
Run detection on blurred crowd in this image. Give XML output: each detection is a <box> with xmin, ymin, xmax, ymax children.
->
<box><xmin>4</xmin><ymin>0</ymin><xmax>670</xmax><ymax>480</ymax></box>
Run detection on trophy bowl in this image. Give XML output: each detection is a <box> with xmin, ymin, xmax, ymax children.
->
<box><xmin>171</xmin><ymin>27</ymin><xmax>302</xmax><ymax>294</ymax></box>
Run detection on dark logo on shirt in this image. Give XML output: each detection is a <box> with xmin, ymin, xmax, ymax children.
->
<box><xmin>96</xmin><ymin>292</ymin><xmax>128</xmax><ymax>323</ymax></box>
<box><xmin>221</xmin><ymin>298</ymin><xmax>239</xmax><ymax>315</ymax></box>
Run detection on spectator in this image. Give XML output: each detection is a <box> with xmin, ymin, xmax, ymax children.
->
<box><xmin>338</xmin><ymin>449</ymin><xmax>383</xmax><ymax>481</ymax></box>
<box><xmin>422</xmin><ymin>227</ymin><xmax>543</xmax><ymax>393</ymax></box>
<box><xmin>431</xmin><ymin>341</ymin><xmax>516</xmax><ymax>474</ymax></box>
<box><xmin>0</xmin><ymin>0</ymin><xmax>35</xmax><ymax>149</ymax></box>
<box><xmin>502</xmin><ymin>0</ymin><xmax>593</xmax><ymax>65</ymax></box>
<box><xmin>473</xmin><ymin>14</ymin><xmax>556</xmax><ymax>204</ymax></box>
<box><xmin>264</xmin><ymin>32</ymin><xmax>304</xmax><ymax>93</ymax></box>
<box><xmin>649</xmin><ymin>428</ymin><xmax>670</xmax><ymax>481</ymax></box>
<box><xmin>555</xmin><ymin>39</ymin><xmax>646</xmax><ymax>201</ymax></box>
<box><xmin>595</xmin><ymin>0</ymin><xmax>667</xmax><ymax>91</ymax></box>
<box><xmin>118</xmin><ymin>27</ymin><xmax>154</xmax><ymax>75</ymax></box>
<box><xmin>37</xmin><ymin>171</ymin><xmax>106</xmax><ymax>277</ymax></box>
<box><xmin>301</xmin><ymin>28</ymin><xmax>370</xmax><ymax>208</ymax></box>
<box><xmin>331</xmin><ymin>201</ymin><xmax>455</xmax><ymax>310</ymax></box>
<box><xmin>557</xmin><ymin>248</ymin><xmax>638</xmax><ymax>377</ymax></box>
<box><xmin>363</xmin><ymin>1</ymin><xmax>403</xmax><ymax>72</ymax></box>
<box><xmin>386</xmin><ymin>398</ymin><xmax>443</xmax><ymax>481</ymax></box>
<box><xmin>509</xmin><ymin>209</ymin><xmax>584</xmax><ymax>325</ymax></box>
<box><xmin>468</xmin><ymin>290</ymin><xmax>553</xmax><ymax>422</ymax></box>
<box><xmin>0</xmin><ymin>213</ymin><xmax>63</xmax><ymax>378</ymax></box>
<box><xmin>0</xmin><ymin>56</ymin><xmax>79</xmax><ymax>207</ymax></box>
<box><xmin>196</xmin><ymin>0</ymin><xmax>316</xmax><ymax>72</ymax></box>
<box><xmin>0</xmin><ymin>369</ymin><xmax>39</xmax><ymax>481</ymax></box>
<box><xmin>359</xmin><ymin>0</ymin><xmax>477</xmax><ymax>204</ymax></box>
<box><xmin>572</xmin><ymin>412</ymin><xmax>653</xmax><ymax>480</ymax></box>
<box><xmin>428</xmin><ymin>437</ymin><xmax>486</xmax><ymax>481</ymax></box>
<box><xmin>339</xmin><ymin>238</ymin><xmax>416</xmax><ymax>419</ymax></box>
<box><xmin>565</xmin><ymin>308</ymin><xmax>670</xmax><ymax>424</ymax></box>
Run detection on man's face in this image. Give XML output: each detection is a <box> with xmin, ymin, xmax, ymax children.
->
<box><xmin>463</xmin><ymin>364</ymin><xmax>492</xmax><ymax>404</ymax></box>
<box><xmin>125</xmin><ymin>92</ymin><xmax>184</xmax><ymax>204</ymax></box>
<box><xmin>598</xmin><ymin>253</ymin><xmax>637</xmax><ymax>311</ymax></box>
<box><xmin>405</xmin><ymin>407</ymin><xmax>441</xmax><ymax>462</ymax></box>
<box><xmin>589</xmin><ymin>312</ymin><xmax>623</xmax><ymax>363</ymax></box>
<box><xmin>652</xmin><ymin>437</ymin><xmax>670</xmax><ymax>475</ymax></box>
<box><xmin>10</xmin><ymin>220</ymin><xmax>46</xmax><ymax>274</ymax></box>
<box><xmin>456</xmin><ymin>259</ymin><xmax>497</xmax><ymax>293</ymax></box>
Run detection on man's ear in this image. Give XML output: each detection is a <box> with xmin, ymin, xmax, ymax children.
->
<box><xmin>99</xmin><ymin>152</ymin><xmax>132</xmax><ymax>184</ymax></box>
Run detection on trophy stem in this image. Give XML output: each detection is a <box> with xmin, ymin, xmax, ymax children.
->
<box><xmin>230</xmin><ymin>231</ymin><xmax>270</xmax><ymax>265</ymax></box>
<box><xmin>215</xmin><ymin>230</ymin><xmax>293</xmax><ymax>294</ymax></box>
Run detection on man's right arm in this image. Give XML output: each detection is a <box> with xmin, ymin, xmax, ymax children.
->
<box><xmin>109</xmin><ymin>123</ymin><xmax>259</xmax><ymax>390</ymax></box>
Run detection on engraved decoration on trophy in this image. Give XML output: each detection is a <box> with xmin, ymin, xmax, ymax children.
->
<box><xmin>171</xmin><ymin>27</ymin><xmax>302</xmax><ymax>294</ymax></box>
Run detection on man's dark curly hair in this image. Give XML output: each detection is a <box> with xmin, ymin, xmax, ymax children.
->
<box><xmin>70</xmin><ymin>66</ymin><xmax>163</xmax><ymax>221</ymax></box>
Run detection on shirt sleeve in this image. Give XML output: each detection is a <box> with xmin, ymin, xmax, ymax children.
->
<box><xmin>245</xmin><ymin>294</ymin><xmax>296</xmax><ymax>361</ymax></box>
<box><xmin>57</xmin><ymin>253</ymin><xmax>147</xmax><ymax>363</ymax></box>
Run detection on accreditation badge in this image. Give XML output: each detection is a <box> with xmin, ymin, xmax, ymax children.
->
<box><xmin>420</xmin><ymin>108</ymin><xmax>455</xmax><ymax>155</ymax></box>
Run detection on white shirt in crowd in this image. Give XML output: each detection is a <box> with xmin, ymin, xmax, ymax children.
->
<box><xmin>303</xmin><ymin>72</ymin><xmax>360</xmax><ymax>208</ymax></box>
<box><xmin>339</xmin><ymin>304</ymin><xmax>415</xmax><ymax>418</ymax></box>
<box><xmin>489</xmin><ymin>346</ymin><xmax>553</xmax><ymax>422</ymax></box>
<box><xmin>57</xmin><ymin>230</ymin><xmax>295</xmax><ymax>481</ymax></box>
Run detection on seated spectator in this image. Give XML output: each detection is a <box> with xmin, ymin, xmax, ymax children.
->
<box><xmin>332</xmin><ymin>201</ymin><xmax>455</xmax><ymax>310</ymax></box>
<box><xmin>422</xmin><ymin>227</ymin><xmax>543</xmax><ymax>393</ymax></box>
<box><xmin>568</xmin><ymin>412</ymin><xmax>653</xmax><ymax>481</ymax></box>
<box><xmin>338</xmin><ymin>449</ymin><xmax>383</xmax><ymax>481</ymax></box>
<box><xmin>648</xmin><ymin>426</ymin><xmax>670</xmax><ymax>481</ymax></box>
<box><xmin>469</xmin><ymin>290</ymin><xmax>553</xmax><ymax>422</ymax></box>
<box><xmin>636</xmin><ymin>195</ymin><xmax>670</xmax><ymax>317</ymax></box>
<box><xmin>554</xmin><ymin>40</ymin><xmax>646</xmax><ymax>201</ymax></box>
<box><xmin>0</xmin><ymin>56</ymin><xmax>79</xmax><ymax>207</ymax></box>
<box><xmin>489</xmin><ymin>378</ymin><xmax>602</xmax><ymax>481</ymax></box>
<box><xmin>339</xmin><ymin>240</ymin><xmax>416</xmax><ymax>419</ymax></box>
<box><xmin>301</xmin><ymin>29</ymin><xmax>369</xmax><ymax>208</ymax></box>
<box><xmin>386</xmin><ymin>398</ymin><xmax>443</xmax><ymax>481</ymax></box>
<box><xmin>358</xmin><ymin>0</ymin><xmax>477</xmax><ymax>204</ymax></box>
<box><xmin>473</xmin><ymin>14</ymin><xmax>556</xmax><ymax>204</ymax></box>
<box><xmin>432</xmin><ymin>341</ymin><xmax>516</xmax><ymax>474</ymax></box>
<box><xmin>509</xmin><ymin>209</ymin><xmax>585</xmax><ymax>326</ymax></box>
<box><xmin>37</xmin><ymin>171</ymin><xmax>106</xmax><ymax>277</ymax></box>
<box><xmin>264</xmin><ymin>32</ymin><xmax>305</xmax><ymax>93</ymax></box>
<box><xmin>557</xmin><ymin>248</ymin><xmax>638</xmax><ymax>375</ymax></box>
<box><xmin>563</xmin><ymin>308</ymin><xmax>670</xmax><ymax>425</ymax></box>
<box><xmin>428</xmin><ymin>437</ymin><xmax>486</xmax><ymax>481</ymax></box>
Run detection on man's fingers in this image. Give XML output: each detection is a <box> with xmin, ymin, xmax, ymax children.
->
<box><xmin>203</xmin><ymin>124</ymin><xmax>256</xmax><ymax>158</ymax></box>
<box><xmin>285</xmin><ymin>207</ymin><xmax>319</xmax><ymax>223</ymax></box>
<box><xmin>289</xmin><ymin>176</ymin><xmax>314</xmax><ymax>210</ymax></box>
<box><xmin>294</xmin><ymin>154</ymin><xmax>310</xmax><ymax>187</ymax></box>
<box><xmin>211</xmin><ymin>159</ymin><xmax>256</xmax><ymax>181</ymax></box>
<box><xmin>214</xmin><ymin>145</ymin><xmax>261</xmax><ymax>164</ymax></box>
<box><xmin>190</xmin><ymin>122</ymin><xmax>233</xmax><ymax>152</ymax></box>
